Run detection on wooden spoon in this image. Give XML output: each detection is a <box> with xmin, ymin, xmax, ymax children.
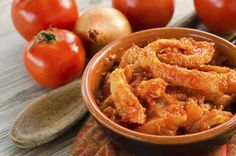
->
<box><xmin>11</xmin><ymin>79</ymin><xmax>87</xmax><ymax>148</ymax></box>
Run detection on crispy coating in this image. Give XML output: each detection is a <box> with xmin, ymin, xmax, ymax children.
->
<box><xmin>110</xmin><ymin>68</ymin><xmax>146</xmax><ymax>124</ymax></box>
<box><xmin>134</xmin><ymin>78</ymin><xmax>168</xmax><ymax>101</ymax></box>
<box><xmin>190</xmin><ymin>109</ymin><xmax>232</xmax><ymax>133</ymax></box>
<box><xmin>145</xmin><ymin>38</ymin><xmax>215</xmax><ymax>67</ymax></box>
<box><xmin>119</xmin><ymin>45</ymin><xmax>141</xmax><ymax>68</ymax></box>
<box><xmin>135</xmin><ymin>102</ymin><xmax>187</xmax><ymax>135</ymax></box>
<box><xmin>137</xmin><ymin>47</ymin><xmax>236</xmax><ymax>95</ymax></box>
<box><xmin>167</xmin><ymin>86</ymin><xmax>235</xmax><ymax>108</ymax></box>
<box><xmin>135</xmin><ymin>113</ymin><xmax>187</xmax><ymax>135</ymax></box>
<box><xmin>191</xmin><ymin>64</ymin><xmax>232</xmax><ymax>73</ymax></box>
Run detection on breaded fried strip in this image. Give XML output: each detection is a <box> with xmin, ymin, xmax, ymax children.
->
<box><xmin>120</xmin><ymin>45</ymin><xmax>236</xmax><ymax>99</ymax></box>
<box><xmin>167</xmin><ymin>86</ymin><xmax>235</xmax><ymax>108</ymax></box>
<box><xmin>145</xmin><ymin>38</ymin><xmax>193</xmax><ymax>52</ymax></box>
<box><xmin>137</xmin><ymin>47</ymin><xmax>236</xmax><ymax>95</ymax></box>
<box><xmin>119</xmin><ymin>45</ymin><xmax>141</xmax><ymax>68</ymax></box>
<box><xmin>135</xmin><ymin>78</ymin><xmax>168</xmax><ymax>99</ymax></box>
<box><xmin>189</xmin><ymin>109</ymin><xmax>232</xmax><ymax>133</ymax></box>
<box><xmin>110</xmin><ymin>68</ymin><xmax>146</xmax><ymax>124</ymax></box>
<box><xmin>129</xmin><ymin>78</ymin><xmax>169</xmax><ymax>108</ymax></box>
<box><xmin>190</xmin><ymin>65</ymin><xmax>232</xmax><ymax>73</ymax></box>
<box><xmin>183</xmin><ymin>98</ymin><xmax>203</xmax><ymax>128</ymax></box>
<box><xmin>135</xmin><ymin>111</ymin><xmax>187</xmax><ymax>136</ymax></box>
<box><xmin>119</xmin><ymin>45</ymin><xmax>145</xmax><ymax>71</ymax></box>
<box><xmin>145</xmin><ymin>38</ymin><xmax>214</xmax><ymax>67</ymax></box>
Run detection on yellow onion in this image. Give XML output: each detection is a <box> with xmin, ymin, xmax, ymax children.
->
<box><xmin>74</xmin><ymin>7</ymin><xmax>132</xmax><ymax>57</ymax></box>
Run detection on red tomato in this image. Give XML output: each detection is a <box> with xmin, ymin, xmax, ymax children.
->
<box><xmin>24</xmin><ymin>28</ymin><xmax>86</xmax><ymax>88</ymax></box>
<box><xmin>11</xmin><ymin>0</ymin><xmax>78</xmax><ymax>41</ymax></box>
<box><xmin>112</xmin><ymin>0</ymin><xmax>174</xmax><ymax>30</ymax></box>
<box><xmin>194</xmin><ymin>0</ymin><xmax>236</xmax><ymax>34</ymax></box>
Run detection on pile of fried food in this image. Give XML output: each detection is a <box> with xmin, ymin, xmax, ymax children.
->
<box><xmin>98</xmin><ymin>37</ymin><xmax>236</xmax><ymax>136</ymax></box>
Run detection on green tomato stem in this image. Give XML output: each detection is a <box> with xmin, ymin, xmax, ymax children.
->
<box><xmin>28</xmin><ymin>29</ymin><xmax>56</xmax><ymax>52</ymax></box>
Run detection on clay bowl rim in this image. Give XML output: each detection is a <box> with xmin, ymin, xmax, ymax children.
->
<box><xmin>82</xmin><ymin>27</ymin><xmax>236</xmax><ymax>145</ymax></box>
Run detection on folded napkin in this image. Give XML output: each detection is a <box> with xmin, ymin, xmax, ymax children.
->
<box><xmin>71</xmin><ymin>115</ymin><xmax>236</xmax><ymax>156</ymax></box>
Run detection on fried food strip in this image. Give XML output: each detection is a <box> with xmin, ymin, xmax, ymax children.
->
<box><xmin>190</xmin><ymin>65</ymin><xmax>232</xmax><ymax>73</ymax></box>
<box><xmin>130</xmin><ymin>78</ymin><xmax>189</xmax><ymax>124</ymax></box>
<box><xmin>119</xmin><ymin>45</ymin><xmax>141</xmax><ymax>68</ymax></box>
<box><xmin>130</xmin><ymin>78</ymin><xmax>184</xmax><ymax>108</ymax></box>
<box><xmin>145</xmin><ymin>38</ymin><xmax>193</xmax><ymax>53</ymax></box>
<box><xmin>205</xmin><ymin>94</ymin><xmax>235</xmax><ymax>109</ymax></box>
<box><xmin>120</xmin><ymin>46</ymin><xmax>236</xmax><ymax>99</ymax></box>
<box><xmin>167</xmin><ymin>86</ymin><xmax>235</xmax><ymax>109</ymax></box>
<box><xmin>131</xmin><ymin>78</ymin><xmax>174</xmax><ymax>120</ymax></box>
<box><xmin>166</xmin><ymin>86</ymin><xmax>205</xmax><ymax>102</ymax></box>
<box><xmin>189</xmin><ymin>109</ymin><xmax>232</xmax><ymax>133</ymax></box>
<box><xmin>110</xmin><ymin>68</ymin><xmax>146</xmax><ymax>124</ymax></box>
<box><xmin>182</xmin><ymin>98</ymin><xmax>203</xmax><ymax>129</ymax></box>
<box><xmin>136</xmin><ymin>47</ymin><xmax>236</xmax><ymax>95</ymax></box>
<box><xmin>144</xmin><ymin>38</ymin><xmax>215</xmax><ymax>67</ymax></box>
<box><xmin>132</xmin><ymin>78</ymin><xmax>168</xmax><ymax>103</ymax></box>
<box><xmin>120</xmin><ymin>45</ymin><xmax>154</xmax><ymax>82</ymax></box>
<box><xmin>134</xmin><ymin>105</ymin><xmax>187</xmax><ymax>135</ymax></box>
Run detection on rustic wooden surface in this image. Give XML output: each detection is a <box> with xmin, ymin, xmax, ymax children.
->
<box><xmin>0</xmin><ymin>0</ymin><xmax>194</xmax><ymax>155</ymax></box>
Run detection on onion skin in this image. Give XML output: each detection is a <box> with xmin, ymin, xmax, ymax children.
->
<box><xmin>74</xmin><ymin>7</ymin><xmax>132</xmax><ymax>57</ymax></box>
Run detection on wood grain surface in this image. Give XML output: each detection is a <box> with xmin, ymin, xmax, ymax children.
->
<box><xmin>0</xmin><ymin>0</ymin><xmax>194</xmax><ymax>155</ymax></box>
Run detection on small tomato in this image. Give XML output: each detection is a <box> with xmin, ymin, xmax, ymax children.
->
<box><xmin>194</xmin><ymin>0</ymin><xmax>236</xmax><ymax>34</ymax></box>
<box><xmin>112</xmin><ymin>0</ymin><xmax>175</xmax><ymax>30</ymax></box>
<box><xmin>11</xmin><ymin>0</ymin><xmax>78</xmax><ymax>40</ymax></box>
<box><xmin>24</xmin><ymin>28</ymin><xmax>86</xmax><ymax>88</ymax></box>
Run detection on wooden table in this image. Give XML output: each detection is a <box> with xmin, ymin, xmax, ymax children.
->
<box><xmin>0</xmin><ymin>0</ymin><xmax>194</xmax><ymax>155</ymax></box>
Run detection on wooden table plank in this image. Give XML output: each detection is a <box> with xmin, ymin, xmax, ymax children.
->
<box><xmin>0</xmin><ymin>0</ymin><xmax>194</xmax><ymax>155</ymax></box>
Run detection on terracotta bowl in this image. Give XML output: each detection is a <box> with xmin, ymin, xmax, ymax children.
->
<box><xmin>81</xmin><ymin>27</ymin><xmax>236</xmax><ymax>155</ymax></box>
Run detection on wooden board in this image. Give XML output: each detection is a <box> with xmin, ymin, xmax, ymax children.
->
<box><xmin>0</xmin><ymin>0</ymin><xmax>195</xmax><ymax>155</ymax></box>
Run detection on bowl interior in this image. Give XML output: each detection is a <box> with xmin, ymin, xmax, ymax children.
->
<box><xmin>82</xmin><ymin>27</ymin><xmax>236</xmax><ymax>145</ymax></box>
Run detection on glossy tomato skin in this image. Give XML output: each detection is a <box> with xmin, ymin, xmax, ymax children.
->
<box><xmin>24</xmin><ymin>29</ymin><xmax>86</xmax><ymax>88</ymax></box>
<box><xmin>112</xmin><ymin>0</ymin><xmax>174</xmax><ymax>30</ymax></box>
<box><xmin>194</xmin><ymin>0</ymin><xmax>236</xmax><ymax>34</ymax></box>
<box><xmin>11</xmin><ymin>0</ymin><xmax>78</xmax><ymax>41</ymax></box>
